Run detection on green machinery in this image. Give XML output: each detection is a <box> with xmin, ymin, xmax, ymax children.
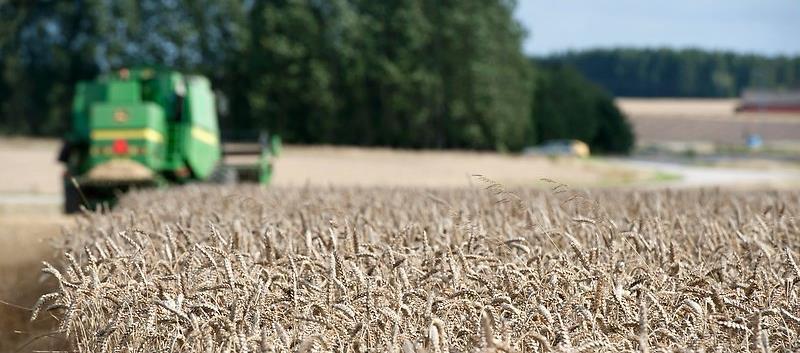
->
<box><xmin>59</xmin><ymin>68</ymin><xmax>280</xmax><ymax>213</ymax></box>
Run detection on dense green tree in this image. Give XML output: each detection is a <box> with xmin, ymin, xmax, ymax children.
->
<box><xmin>0</xmin><ymin>0</ymin><xmax>640</xmax><ymax>154</ymax></box>
<box><xmin>531</xmin><ymin>64</ymin><xmax>634</xmax><ymax>154</ymax></box>
<box><xmin>246</xmin><ymin>0</ymin><xmax>339</xmax><ymax>142</ymax></box>
<box><xmin>547</xmin><ymin>48</ymin><xmax>800</xmax><ymax>97</ymax></box>
<box><xmin>0</xmin><ymin>0</ymin><xmax>252</xmax><ymax>134</ymax></box>
<box><xmin>591</xmin><ymin>96</ymin><xmax>634</xmax><ymax>154</ymax></box>
<box><xmin>242</xmin><ymin>0</ymin><xmax>532</xmax><ymax>150</ymax></box>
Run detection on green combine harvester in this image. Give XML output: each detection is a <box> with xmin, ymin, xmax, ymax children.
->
<box><xmin>58</xmin><ymin>68</ymin><xmax>280</xmax><ymax>213</ymax></box>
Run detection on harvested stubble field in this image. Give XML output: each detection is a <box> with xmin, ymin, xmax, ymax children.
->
<box><xmin>29</xmin><ymin>184</ymin><xmax>800</xmax><ymax>352</ymax></box>
<box><xmin>616</xmin><ymin>98</ymin><xmax>800</xmax><ymax>145</ymax></box>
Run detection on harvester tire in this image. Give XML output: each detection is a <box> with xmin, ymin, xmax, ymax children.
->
<box><xmin>63</xmin><ymin>177</ymin><xmax>81</xmax><ymax>214</ymax></box>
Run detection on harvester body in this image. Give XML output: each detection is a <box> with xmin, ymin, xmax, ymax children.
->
<box><xmin>60</xmin><ymin>68</ymin><xmax>276</xmax><ymax>212</ymax></box>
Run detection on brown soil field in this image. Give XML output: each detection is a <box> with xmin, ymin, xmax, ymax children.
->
<box><xmin>617</xmin><ymin>98</ymin><xmax>800</xmax><ymax>144</ymax></box>
<box><xmin>629</xmin><ymin>118</ymin><xmax>800</xmax><ymax>144</ymax></box>
<box><xmin>0</xmin><ymin>216</ymin><xmax>70</xmax><ymax>352</ymax></box>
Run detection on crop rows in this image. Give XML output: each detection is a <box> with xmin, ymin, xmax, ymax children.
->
<box><xmin>34</xmin><ymin>185</ymin><xmax>800</xmax><ymax>352</ymax></box>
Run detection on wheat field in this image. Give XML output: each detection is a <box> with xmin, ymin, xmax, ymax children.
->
<box><xmin>31</xmin><ymin>183</ymin><xmax>800</xmax><ymax>352</ymax></box>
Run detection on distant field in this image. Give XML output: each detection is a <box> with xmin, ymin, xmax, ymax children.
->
<box><xmin>0</xmin><ymin>139</ymin><xmax>652</xmax><ymax>198</ymax></box>
<box><xmin>617</xmin><ymin>98</ymin><xmax>800</xmax><ymax>144</ymax></box>
<box><xmin>269</xmin><ymin>146</ymin><xmax>647</xmax><ymax>188</ymax></box>
<box><xmin>0</xmin><ymin>138</ymin><xmax>62</xmax><ymax>194</ymax></box>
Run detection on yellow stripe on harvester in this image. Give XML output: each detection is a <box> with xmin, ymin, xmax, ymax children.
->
<box><xmin>91</xmin><ymin>128</ymin><xmax>164</xmax><ymax>143</ymax></box>
<box><xmin>191</xmin><ymin>126</ymin><xmax>219</xmax><ymax>145</ymax></box>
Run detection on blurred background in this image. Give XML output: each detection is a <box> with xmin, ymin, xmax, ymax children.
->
<box><xmin>0</xmin><ymin>0</ymin><xmax>800</xmax><ymax>153</ymax></box>
<box><xmin>0</xmin><ymin>0</ymin><xmax>799</xmax><ymax>199</ymax></box>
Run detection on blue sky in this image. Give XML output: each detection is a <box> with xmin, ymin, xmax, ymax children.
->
<box><xmin>513</xmin><ymin>0</ymin><xmax>800</xmax><ymax>56</ymax></box>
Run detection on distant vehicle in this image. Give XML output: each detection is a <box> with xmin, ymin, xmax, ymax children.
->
<box><xmin>524</xmin><ymin>139</ymin><xmax>590</xmax><ymax>158</ymax></box>
<box><xmin>59</xmin><ymin>67</ymin><xmax>280</xmax><ymax>213</ymax></box>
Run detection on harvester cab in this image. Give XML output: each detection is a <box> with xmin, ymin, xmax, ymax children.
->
<box><xmin>59</xmin><ymin>68</ymin><xmax>279</xmax><ymax>213</ymax></box>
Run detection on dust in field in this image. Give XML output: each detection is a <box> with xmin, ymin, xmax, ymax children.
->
<box><xmin>0</xmin><ymin>215</ymin><xmax>70</xmax><ymax>352</ymax></box>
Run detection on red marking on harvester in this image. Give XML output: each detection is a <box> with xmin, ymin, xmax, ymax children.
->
<box><xmin>112</xmin><ymin>139</ymin><xmax>129</xmax><ymax>155</ymax></box>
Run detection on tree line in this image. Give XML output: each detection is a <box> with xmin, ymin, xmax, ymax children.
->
<box><xmin>0</xmin><ymin>0</ymin><xmax>633</xmax><ymax>154</ymax></box>
<box><xmin>546</xmin><ymin>48</ymin><xmax>800</xmax><ymax>98</ymax></box>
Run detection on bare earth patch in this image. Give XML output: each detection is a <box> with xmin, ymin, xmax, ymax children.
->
<box><xmin>0</xmin><ymin>215</ymin><xmax>71</xmax><ymax>352</ymax></box>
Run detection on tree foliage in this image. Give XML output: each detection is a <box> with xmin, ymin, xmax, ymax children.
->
<box><xmin>241</xmin><ymin>0</ymin><xmax>533</xmax><ymax>150</ymax></box>
<box><xmin>0</xmin><ymin>0</ymin><xmax>635</xmax><ymax>154</ymax></box>
<box><xmin>532</xmin><ymin>63</ymin><xmax>634</xmax><ymax>154</ymax></box>
<box><xmin>547</xmin><ymin>48</ymin><xmax>800</xmax><ymax>97</ymax></box>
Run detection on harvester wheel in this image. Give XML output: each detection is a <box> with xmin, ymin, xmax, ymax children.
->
<box><xmin>63</xmin><ymin>176</ymin><xmax>81</xmax><ymax>214</ymax></box>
